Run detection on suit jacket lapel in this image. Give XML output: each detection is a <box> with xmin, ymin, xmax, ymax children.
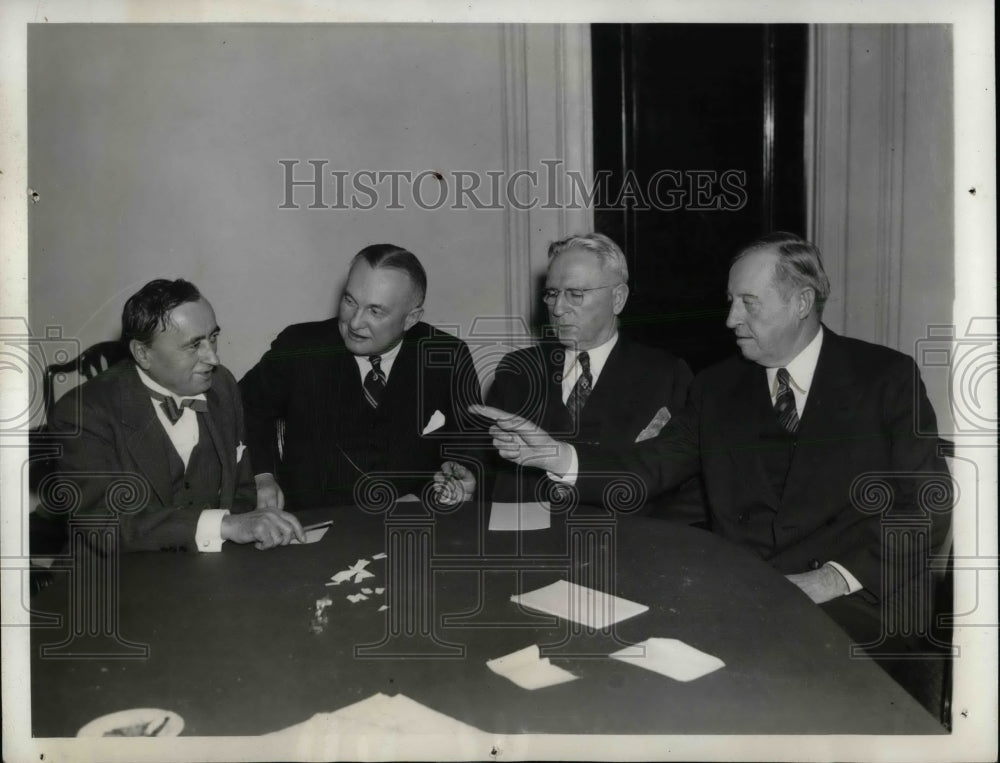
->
<box><xmin>542</xmin><ymin>342</ymin><xmax>572</xmax><ymax>433</ymax></box>
<box><xmin>727</xmin><ymin>361</ymin><xmax>783</xmax><ymax>507</ymax></box>
<box><xmin>782</xmin><ymin>328</ymin><xmax>863</xmax><ymax>503</ymax></box>
<box><xmin>202</xmin><ymin>382</ymin><xmax>236</xmax><ymax>501</ymax></box>
<box><xmin>120</xmin><ymin>366</ymin><xmax>174</xmax><ymax>507</ymax></box>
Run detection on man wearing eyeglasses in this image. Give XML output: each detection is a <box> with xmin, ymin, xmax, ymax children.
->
<box><xmin>438</xmin><ymin>233</ymin><xmax>698</xmax><ymax>517</ymax></box>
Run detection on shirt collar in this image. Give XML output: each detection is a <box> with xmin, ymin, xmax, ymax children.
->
<box><xmin>368</xmin><ymin>337</ymin><xmax>403</xmax><ymax>366</ymax></box>
<box><xmin>562</xmin><ymin>331</ymin><xmax>619</xmax><ymax>379</ymax></box>
<box><xmin>766</xmin><ymin>326</ymin><xmax>824</xmax><ymax>396</ymax></box>
<box><xmin>135</xmin><ymin>366</ymin><xmax>207</xmax><ymax>403</ymax></box>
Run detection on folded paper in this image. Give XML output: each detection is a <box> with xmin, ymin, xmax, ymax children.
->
<box><xmin>611</xmin><ymin>637</ymin><xmax>725</xmax><ymax>681</ymax></box>
<box><xmin>290</xmin><ymin>526</ymin><xmax>329</xmax><ymax>545</ymax></box>
<box><xmin>488</xmin><ymin>500</ymin><xmax>551</xmax><ymax>531</ymax></box>
<box><xmin>511</xmin><ymin>579</ymin><xmax>648</xmax><ymax>629</ymax></box>
<box><xmin>486</xmin><ymin>644</ymin><xmax>577</xmax><ymax>690</ymax></box>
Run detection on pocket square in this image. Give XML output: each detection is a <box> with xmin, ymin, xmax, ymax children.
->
<box><xmin>236</xmin><ymin>441</ymin><xmax>247</xmax><ymax>463</ymax></box>
<box><xmin>421</xmin><ymin>409</ymin><xmax>446</xmax><ymax>435</ymax></box>
<box><xmin>635</xmin><ymin>406</ymin><xmax>671</xmax><ymax>442</ymax></box>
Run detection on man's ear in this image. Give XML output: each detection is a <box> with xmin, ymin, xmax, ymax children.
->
<box><xmin>612</xmin><ymin>283</ymin><xmax>630</xmax><ymax>316</ymax></box>
<box><xmin>404</xmin><ymin>305</ymin><xmax>424</xmax><ymax>332</ymax></box>
<box><xmin>129</xmin><ymin>339</ymin><xmax>151</xmax><ymax>370</ymax></box>
<box><xmin>796</xmin><ymin>287</ymin><xmax>816</xmax><ymax>319</ymax></box>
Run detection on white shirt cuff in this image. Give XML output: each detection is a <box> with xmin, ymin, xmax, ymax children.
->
<box><xmin>825</xmin><ymin>561</ymin><xmax>863</xmax><ymax>595</ymax></box>
<box><xmin>547</xmin><ymin>445</ymin><xmax>579</xmax><ymax>485</ymax></box>
<box><xmin>195</xmin><ymin>509</ymin><xmax>230</xmax><ymax>553</ymax></box>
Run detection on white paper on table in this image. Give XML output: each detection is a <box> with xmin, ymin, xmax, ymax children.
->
<box><xmin>261</xmin><ymin>692</ymin><xmax>491</xmax><ymax>748</ymax></box>
<box><xmin>611</xmin><ymin>637</ymin><xmax>725</xmax><ymax>682</ymax></box>
<box><xmin>486</xmin><ymin>644</ymin><xmax>577</xmax><ymax>690</ymax></box>
<box><xmin>290</xmin><ymin>526</ymin><xmax>329</xmax><ymax>545</ymax></box>
<box><xmin>511</xmin><ymin>579</ymin><xmax>648</xmax><ymax>629</ymax></box>
<box><xmin>488</xmin><ymin>501</ymin><xmax>551</xmax><ymax>531</ymax></box>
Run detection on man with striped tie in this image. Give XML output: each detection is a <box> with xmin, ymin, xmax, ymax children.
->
<box><xmin>437</xmin><ymin>233</ymin><xmax>696</xmax><ymax>516</ymax></box>
<box><xmin>45</xmin><ymin>279</ymin><xmax>305</xmax><ymax>553</ymax></box>
<box><xmin>474</xmin><ymin>232</ymin><xmax>950</xmax><ymax>651</ymax></box>
<box><xmin>240</xmin><ymin>245</ymin><xmax>481</xmax><ymax>510</ymax></box>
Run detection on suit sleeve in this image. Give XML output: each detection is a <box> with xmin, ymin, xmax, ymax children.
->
<box><xmin>431</xmin><ymin>337</ymin><xmax>488</xmax><ymax>470</ymax></box>
<box><xmin>574</xmin><ymin>381</ymin><xmax>703</xmax><ymax>510</ymax></box>
<box><xmin>47</xmin><ymin>394</ymin><xmax>202</xmax><ymax>553</ymax></box>
<box><xmin>642</xmin><ymin>356</ymin><xmax>709</xmax><ymax>525</ymax></box>
<box><xmin>835</xmin><ymin>357</ymin><xmax>951</xmax><ymax>599</ymax></box>
<box><xmin>238</xmin><ymin>330</ymin><xmax>293</xmax><ymax>477</ymax></box>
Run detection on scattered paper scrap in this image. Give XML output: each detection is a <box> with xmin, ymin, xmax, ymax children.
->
<box><xmin>378</xmin><ymin>605</ymin><xmax>388</xmax><ymax>612</ymax></box>
<box><xmin>511</xmin><ymin>580</ymin><xmax>648</xmax><ymax>629</ymax></box>
<box><xmin>486</xmin><ymin>644</ymin><xmax>577</xmax><ymax>690</ymax></box>
<box><xmin>375</xmin><ymin>587</ymin><xmax>385</xmax><ymax>595</ymax></box>
<box><xmin>347</xmin><ymin>593</ymin><xmax>369</xmax><ymax>604</ymax></box>
<box><xmin>372</xmin><ymin>552</ymin><xmax>387</xmax><ymax>560</ymax></box>
<box><xmin>361</xmin><ymin>588</ymin><xmax>373</xmax><ymax>594</ymax></box>
<box><xmin>488</xmin><ymin>501</ymin><xmax>551</xmax><ymax>531</ymax></box>
<box><xmin>314</xmin><ymin>596</ymin><xmax>333</xmax><ymax>613</ymax></box>
<box><xmin>310</xmin><ymin>596</ymin><xmax>334</xmax><ymax>633</ymax></box>
<box><xmin>329</xmin><ymin>559</ymin><xmax>376</xmax><ymax>585</ymax></box>
<box><xmin>610</xmin><ymin>638</ymin><xmax>725</xmax><ymax>682</ymax></box>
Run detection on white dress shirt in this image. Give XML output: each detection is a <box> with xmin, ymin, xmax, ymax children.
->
<box><xmin>135</xmin><ymin>367</ymin><xmax>227</xmax><ymax>552</ymax></box>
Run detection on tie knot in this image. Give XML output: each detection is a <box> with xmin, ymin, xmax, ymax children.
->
<box><xmin>777</xmin><ymin>367</ymin><xmax>791</xmax><ymax>387</ymax></box>
<box><xmin>368</xmin><ymin>355</ymin><xmax>382</xmax><ymax>371</ymax></box>
<box><xmin>577</xmin><ymin>351</ymin><xmax>591</xmax><ymax>374</ymax></box>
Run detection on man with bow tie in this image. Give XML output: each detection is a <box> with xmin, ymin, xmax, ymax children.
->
<box><xmin>472</xmin><ymin>232</ymin><xmax>950</xmax><ymax>649</ymax></box>
<box><xmin>47</xmin><ymin>279</ymin><xmax>305</xmax><ymax>553</ymax></box>
<box><xmin>239</xmin><ymin>244</ymin><xmax>481</xmax><ymax>510</ymax></box>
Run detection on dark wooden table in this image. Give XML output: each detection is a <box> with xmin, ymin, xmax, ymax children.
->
<box><xmin>30</xmin><ymin>501</ymin><xmax>945</xmax><ymax>736</ymax></box>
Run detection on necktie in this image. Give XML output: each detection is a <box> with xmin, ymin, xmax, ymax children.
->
<box><xmin>145</xmin><ymin>388</ymin><xmax>208</xmax><ymax>425</ymax></box>
<box><xmin>566</xmin><ymin>351</ymin><xmax>593</xmax><ymax>428</ymax></box>
<box><xmin>774</xmin><ymin>367</ymin><xmax>800</xmax><ymax>434</ymax></box>
<box><xmin>363</xmin><ymin>355</ymin><xmax>387</xmax><ymax>409</ymax></box>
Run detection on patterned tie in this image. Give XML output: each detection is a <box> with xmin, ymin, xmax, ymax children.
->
<box><xmin>566</xmin><ymin>351</ymin><xmax>593</xmax><ymax>428</ymax></box>
<box><xmin>774</xmin><ymin>367</ymin><xmax>800</xmax><ymax>434</ymax></box>
<box><xmin>145</xmin><ymin>388</ymin><xmax>208</xmax><ymax>425</ymax></box>
<box><xmin>363</xmin><ymin>355</ymin><xmax>387</xmax><ymax>409</ymax></box>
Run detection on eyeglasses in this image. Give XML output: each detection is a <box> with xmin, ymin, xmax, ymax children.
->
<box><xmin>542</xmin><ymin>284</ymin><xmax>621</xmax><ymax>307</ymax></box>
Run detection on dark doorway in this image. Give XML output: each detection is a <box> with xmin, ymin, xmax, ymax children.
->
<box><xmin>592</xmin><ymin>24</ymin><xmax>808</xmax><ymax>372</ymax></box>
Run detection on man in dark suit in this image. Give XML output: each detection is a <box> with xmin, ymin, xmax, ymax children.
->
<box><xmin>439</xmin><ymin>233</ymin><xmax>696</xmax><ymax>516</ymax></box>
<box><xmin>46</xmin><ymin>279</ymin><xmax>304</xmax><ymax>553</ymax></box>
<box><xmin>239</xmin><ymin>244</ymin><xmax>481</xmax><ymax>510</ymax></box>
<box><xmin>474</xmin><ymin>232</ymin><xmax>950</xmax><ymax>644</ymax></box>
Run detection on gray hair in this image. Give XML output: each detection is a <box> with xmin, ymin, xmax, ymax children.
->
<box><xmin>547</xmin><ymin>232</ymin><xmax>629</xmax><ymax>284</ymax></box>
<box><xmin>733</xmin><ymin>231</ymin><xmax>831</xmax><ymax>315</ymax></box>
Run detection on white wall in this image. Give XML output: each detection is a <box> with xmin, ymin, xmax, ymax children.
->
<box><xmin>809</xmin><ymin>24</ymin><xmax>955</xmax><ymax>432</ymax></box>
<box><xmin>28</xmin><ymin>24</ymin><xmax>593</xmax><ymax>411</ymax></box>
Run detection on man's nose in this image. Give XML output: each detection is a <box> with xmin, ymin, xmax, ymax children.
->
<box><xmin>725</xmin><ymin>301</ymin><xmax>741</xmax><ymax>329</ymax></box>
<box><xmin>201</xmin><ymin>342</ymin><xmax>220</xmax><ymax>366</ymax></box>
<box><xmin>348</xmin><ymin>308</ymin><xmax>366</xmax><ymax>331</ymax></box>
<box><xmin>550</xmin><ymin>291</ymin><xmax>572</xmax><ymax>316</ymax></box>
